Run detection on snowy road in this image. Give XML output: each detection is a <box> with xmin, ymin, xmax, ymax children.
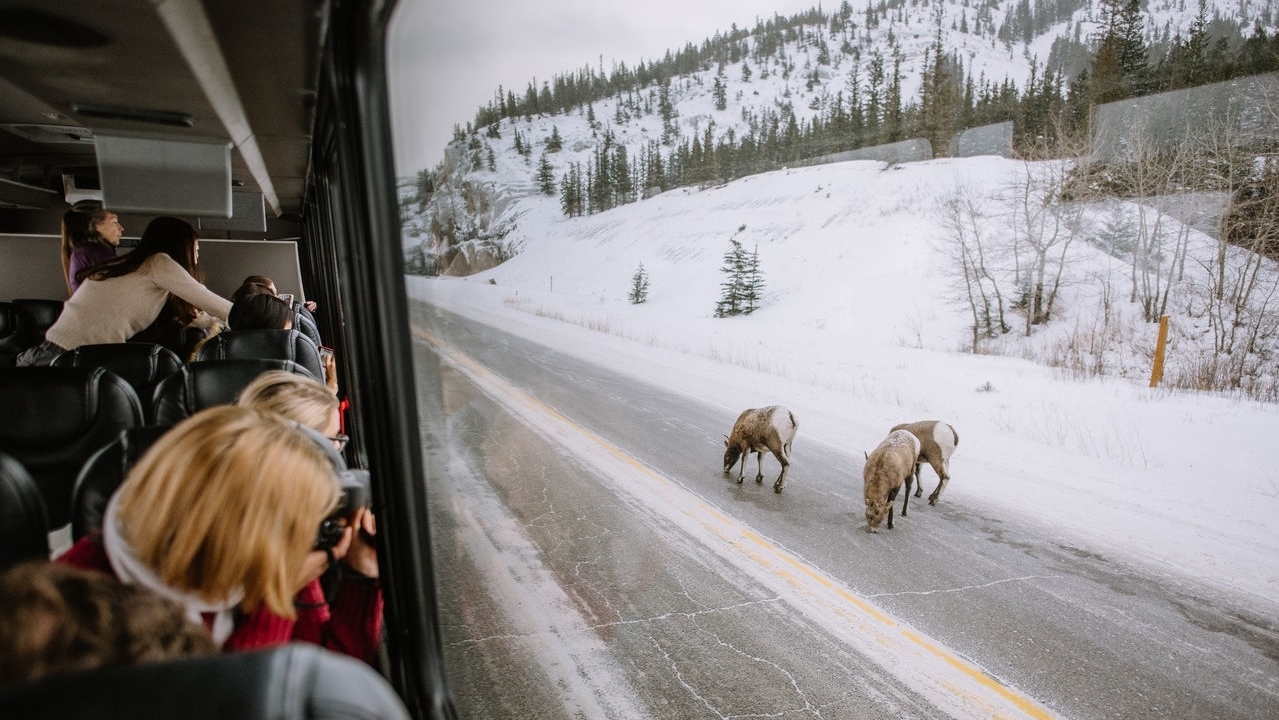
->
<box><xmin>409</xmin><ymin>300</ymin><xmax>1278</xmax><ymax>720</ymax></box>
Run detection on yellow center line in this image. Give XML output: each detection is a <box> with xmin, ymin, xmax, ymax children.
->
<box><xmin>414</xmin><ymin>326</ymin><xmax>1063</xmax><ymax>720</ymax></box>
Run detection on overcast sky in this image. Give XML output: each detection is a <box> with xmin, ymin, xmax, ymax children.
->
<box><xmin>387</xmin><ymin>0</ymin><xmax>822</xmax><ymax>174</ymax></box>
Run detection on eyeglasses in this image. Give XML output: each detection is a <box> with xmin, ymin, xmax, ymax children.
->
<box><xmin>329</xmin><ymin>433</ymin><xmax>350</xmax><ymax>451</ymax></box>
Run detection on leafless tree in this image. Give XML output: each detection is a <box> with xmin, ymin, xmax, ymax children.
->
<box><xmin>936</xmin><ymin>184</ymin><xmax>1010</xmax><ymax>352</ymax></box>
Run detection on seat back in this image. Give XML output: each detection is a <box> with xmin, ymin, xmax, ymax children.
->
<box><xmin>12</xmin><ymin>299</ymin><xmax>64</xmax><ymax>345</ymax></box>
<box><xmin>151</xmin><ymin>359</ymin><xmax>316</xmax><ymax>426</ymax></box>
<box><xmin>295</xmin><ymin>308</ymin><xmax>323</xmax><ymax>347</ymax></box>
<box><xmin>0</xmin><ymin>367</ymin><xmax>144</xmax><ymax>528</ymax></box>
<box><xmin>195</xmin><ymin>328</ymin><xmax>323</xmax><ymax>378</ymax></box>
<box><xmin>0</xmin><ymin>643</ymin><xmax>411</xmax><ymax>720</ymax></box>
<box><xmin>52</xmin><ymin>343</ymin><xmax>184</xmax><ymax>423</ymax></box>
<box><xmin>71</xmin><ymin>425</ymin><xmax>172</xmax><ymax>541</ymax></box>
<box><xmin>0</xmin><ymin>301</ymin><xmax>38</xmax><ymax>367</ymax></box>
<box><xmin>0</xmin><ymin>452</ymin><xmax>50</xmax><ymax>571</ymax></box>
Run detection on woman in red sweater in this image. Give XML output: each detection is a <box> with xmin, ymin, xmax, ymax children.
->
<box><xmin>58</xmin><ymin>405</ymin><xmax>382</xmax><ymax>663</ymax></box>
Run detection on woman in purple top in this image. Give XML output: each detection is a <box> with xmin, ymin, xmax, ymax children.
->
<box><xmin>60</xmin><ymin>202</ymin><xmax>124</xmax><ymax>295</ymax></box>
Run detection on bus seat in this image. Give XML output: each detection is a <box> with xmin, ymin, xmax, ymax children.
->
<box><xmin>52</xmin><ymin>343</ymin><xmax>183</xmax><ymax>423</ymax></box>
<box><xmin>0</xmin><ymin>452</ymin><xmax>50</xmax><ymax>572</ymax></box>
<box><xmin>0</xmin><ymin>302</ymin><xmax>38</xmax><ymax>367</ymax></box>
<box><xmin>0</xmin><ymin>367</ymin><xmax>144</xmax><ymax>529</ymax></box>
<box><xmin>295</xmin><ymin>308</ymin><xmax>323</xmax><ymax>347</ymax></box>
<box><xmin>152</xmin><ymin>358</ymin><xmax>317</xmax><ymax>426</ymax></box>
<box><xmin>195</xmin><ymin>328</ymin><xmax>324</xmax><ymax>379</ymax></box>
<box><xmin>12</xmin><ymin>299</ymin><xmax>64</xmax><ymax>345</ymax></box>
<box><xmin>70</xmin><ymin>425</ymin><xmax>172</xmax><ymax>541</ymax></box>
<box><xmin>0</xmin><ymin>643</ymin><xmax>411</xmax><ymax>720</ymax></box>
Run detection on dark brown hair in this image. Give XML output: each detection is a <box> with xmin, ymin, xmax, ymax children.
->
<box><xmin>0</xmin><ymin>561</ymin><xmax>215</xmax><ymax>688</ymax></box>
<box><xmin>82</xmin><ymin>216</ymin><xmax>198</xmax><ymax>284</ymax></box>
<box><xmin>228</xmin><ymin>293</ymin><xmax>294</xmax><ymax>331</ymax></box>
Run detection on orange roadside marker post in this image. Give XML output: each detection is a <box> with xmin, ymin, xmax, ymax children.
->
<box><xmin>1149</xmin><ymin>315</ymin><xmax>1169</xmax><ymax>387</ymax></box>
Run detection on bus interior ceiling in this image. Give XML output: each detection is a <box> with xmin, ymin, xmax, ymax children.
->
<box><xmin>0</xmin><ymin>0</ymin><xmax>320</xmax><ymax>245</ymax></box>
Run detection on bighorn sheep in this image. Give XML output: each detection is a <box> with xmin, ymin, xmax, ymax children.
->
<box><xmin>889</xmin><ymin>420</ymin><xmax>958</xmax><ymax>505</ymax></box>
<box><xmin>723</xmin><ymin>406</ymin><xmax>797</xmax><ymax>493</ymax></box>
<box><xmin>863</xmin><ymin>429</ymin><xmax>921</xmax><ymax>532</ymax></box>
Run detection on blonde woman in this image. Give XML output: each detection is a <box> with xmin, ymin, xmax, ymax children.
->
<box><xmin>236</xmin><ymin>369</ymin><xmax>349</xmax><ymax>454</ymax></box>
<box><xmin>57</xmin><ymin>405</ymin><xmax>382</xmax><ymax>663</ymax></box>
<box><xmin>236</xmin><ymin>370</ymin><xmax>374</xmax><ymax>581</ymax></box>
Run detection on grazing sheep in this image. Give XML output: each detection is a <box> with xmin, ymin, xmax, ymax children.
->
<box><xmin>723</xmin><ymin>406</ymin><xmax>798</xmax><ymax>493</ymax></box>
<box><xmin>889</xmin><ymin>420</ymin><xmax>959</xmax><ymax>506</ymax></box>
<box><xmin>863</xmin><ymin>429</ymin><xmax>921</xmax><ymax>532</ymax></box>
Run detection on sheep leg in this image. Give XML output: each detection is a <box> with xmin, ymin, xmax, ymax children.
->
<box><xmin>912</xmin><ymin>462</ymin><xmax>924</xmax><ymax>497</ymax></box>
<box><xmin>927</xmin><ymin>459</ymin><xmax>949</xmax><ymax>505</ymax></box>
<box><xmin>901</xmin><ymin>474</ymin><xmax>911</xmax><ymax>517</ymax></box>
<box><xmin>928</xmin><ymin>474</ymin><xmax>949</xmax><ymax>504</ymax></box>
<box><xmin>731</xmin><ymin>448</ymin><xmax>746</xmax><ymax>484</ymax></box>
<box><xmin>754</xmin><ymin>451</ymin><xmax>765</xmax><ymax>483</ymax></box>
<box><xmin>773</xmin><ymin>455</ymin><xmax>789</xmax><ymax>493</ymax></box>
<box><xmin>886</xmin><ymin>487</ymin><xmax>899</xmax><ymax>530</ymax></box>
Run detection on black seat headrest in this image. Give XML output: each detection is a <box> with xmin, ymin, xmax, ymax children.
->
<box><xmin>12</xmin><ymin>299</ymin><xmax>65</xmax><ymax>343</ymax></box>
<box><xmin>71</xmin><ymin>425</ymin><xmax>172</xmax><ymax>541</ymax></box>
<box><xmin>151</xmin><ymin>359</ymin><xmax>316</xmax><ymax>426</ymax></box>
<box><xmin>0</xmin><ymin>643</ymin><xmax>411</xmax><ymax>720</ymax></box>
<box><xmin>52</xmin><ymin>343</ymin><xmax>183</xmax><ymax>423</ymax></box>
<box><xmin>0</xmin><ymin>302</ymin><xmax>38</xmax><ymax>366</ymax></box>
<box><xmin>0</xmin><ymin>367</ymin><xmax>144</xmax><ymax>528</ymax></box>
<box><xmin>0</xmin><ymin>452</ymin><xmax>50</xmax><ymax>572</ymax></box>
<box><xmin>195</xmin><ymin>329</ymin><xmax>323</xmax><ymax>378</ymax></box>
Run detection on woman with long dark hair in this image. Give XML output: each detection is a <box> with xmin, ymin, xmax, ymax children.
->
<box><xmin>17</xmin><ymin>217</ymin><xmax>231</xmax><ymax>366</ymax></box>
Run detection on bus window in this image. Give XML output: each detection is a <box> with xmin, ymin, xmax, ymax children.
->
<box><xmin>388</xmin><ymin>1</ymin><xmax>1279</xmax><ymax>719</ymax></box>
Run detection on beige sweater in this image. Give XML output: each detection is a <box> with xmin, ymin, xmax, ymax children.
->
<box><xmin>46</xmin><ymin>254</ymin><xmax>233</xmax><ymax>349</ymax></box>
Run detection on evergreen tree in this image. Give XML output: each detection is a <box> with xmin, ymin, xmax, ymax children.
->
<box><xmin>1091</xmin><ymin>0</ymin><xmax>1149</xmax><ymax>104</ymax></box>
<box><xmin>546</xmin><ymin>125</ymin><xmax>563</xmax><ymax>152</ymax></box>
<box><xmin>659</xmin><ymin>78</ymin><xmax>679</xmax><ymax>145</ymax></box>
<box><xmin>741</xmin><ymin>244</ymin><xmax>765</xmax><ymax>314</ymax></box>
<box><xmin>614</xmin><ymin>144</ymin><xmax>634</xmax><ymax>204</ymax></box>
<box><xmin>628</xmin><ymin>262</ymin><xmax>650</xmax><ymax>304</ymax></box>
<box><xmin>715</xmin><ymin>239</ymin><xmax>749</xmax><ymax>317</ymax></box>
<box><xmin>713</xmin><ymin>70</ymin><xmax>728</xmax><ymax>111</ymax></box>
<box><xmin>536</xmin><ymin>152</ymin><xmax>556</xmax><ymax>195</ymax></box>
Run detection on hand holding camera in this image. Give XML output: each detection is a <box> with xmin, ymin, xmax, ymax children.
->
<box><xmin>296</xmin><ymin>468</ymin><xmax>376</xmax><ymax>589</ymax></box>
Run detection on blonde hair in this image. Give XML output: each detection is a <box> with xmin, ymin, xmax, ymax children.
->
<box><xmin>114</xmin><ymin>405</ymin><xmax>339</xmax><ymax>618</ymax></box>
<box><xmin>237</xmin><ymin>370</ymin><xmax>338</xmax><ymax>431</ymax></box>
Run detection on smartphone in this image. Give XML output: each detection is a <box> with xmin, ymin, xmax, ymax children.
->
<box><xmin>318</xmin><ymin>345</ymin><xmax>334</xmax><ymax>361</ymax></box>
<box><xmin>277</xmin><ymin>292</ymin><xmax>295</xmax><ymax>307</ymax></box>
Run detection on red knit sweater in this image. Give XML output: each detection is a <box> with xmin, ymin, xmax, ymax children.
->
<box><xmin>58</xmin><ymin>535</ymin><xmax>384</xmax><ymax>664</ymax></box>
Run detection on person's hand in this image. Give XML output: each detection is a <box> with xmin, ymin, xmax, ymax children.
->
<box><xmin>295</xmin><ymin>523</ymin><xmax>354</xmax><ymax>591</ymax></box>
<box><xmin>341</xmin><ymin>509</ymin><xmax>378</xmax><ymax>579</ymax></box>
<box><xmin>322</xmin><ymin>353</ymin><xmax>338</xmax><ymax>394</ymax></box>
<box><xmin>304</xmin><ymin>300</ymin><xmax>318</xmax><ymax>312</ymax></box>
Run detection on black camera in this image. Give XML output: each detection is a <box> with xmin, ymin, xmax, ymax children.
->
<box><xmin>314</xmin><ymin>468</ymin><xmax>371</xmax><ymax>550</ymax></box>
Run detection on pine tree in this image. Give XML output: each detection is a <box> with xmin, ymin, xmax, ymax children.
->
<box><xmin>715</xmin><ymin>239</ymin><xmax>749</xmax><ymax>317</ymax></box>
<box><xmin>628</xmin><ymin>262</ymin><xmax>650</xmax><ymax>304</ymax></box>
<box><xmin>713</xmin><ymin>69</ymin><xmax>728</xmax><ymax>111</ymax></box>
<box><xmin>546</xmin><ymin>125</ymin><xmax>563</xmax><ymax>152</ymax></box>
<box><xmin>741</xmin><ymin>244</ymin><xmax>765</xmax><ymax>313</ymax></box>
<box><xmin>536</xmin><ymin>152</ymin><xmax>555</xmax><ymax>195</ymax></box>
<box><xmin>659</xmin><ymin>78</ymin><xmax>679</xmax><ymax>145</ymax></box>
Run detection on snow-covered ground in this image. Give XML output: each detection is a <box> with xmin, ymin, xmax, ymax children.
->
<box><xmin>405</xmin><ymin>155</ymin><xmax>1279</xmax><ymax>611</ymax></box>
